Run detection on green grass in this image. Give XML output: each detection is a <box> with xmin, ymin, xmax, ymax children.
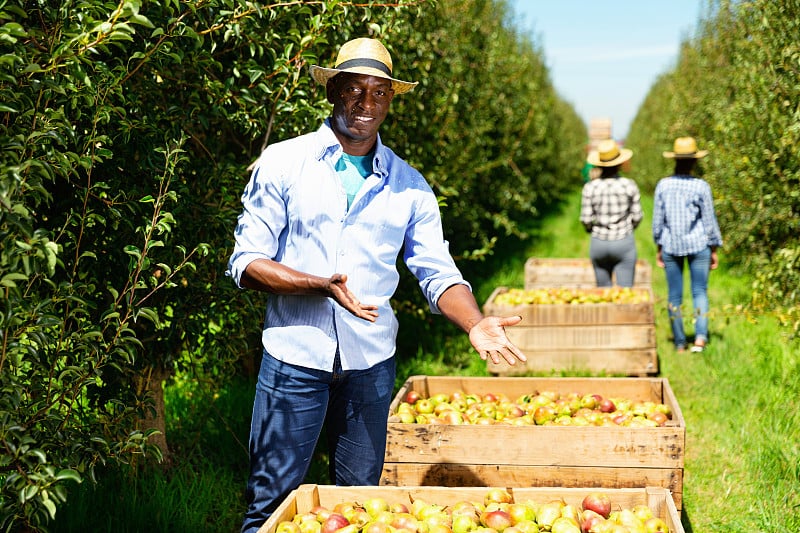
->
<box><xmin>52</xmin><ymin>189</ymin><xmax>799</xmax><ymax>533</ymax></box>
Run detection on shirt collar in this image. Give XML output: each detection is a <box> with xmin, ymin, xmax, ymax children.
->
<box><xmin>316</xmin><ymin>119</ymin><xmax>389</xmax><ymax>179</ymax></box>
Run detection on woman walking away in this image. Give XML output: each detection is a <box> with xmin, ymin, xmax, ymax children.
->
<box><xmin>580</xmin><ymin>139</ymin><xmax>644</xmax><ymax>287</ymax></box>
<box><xmin>653</xmin><ymin>137</ymin><xmax>723</xmax><ymax>353</ymax></box>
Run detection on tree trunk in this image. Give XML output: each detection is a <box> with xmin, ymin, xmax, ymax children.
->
<box><xmin>138</xmin><ymin>365</ymin><xmax>172</xmax><ymax>466</ymax></box>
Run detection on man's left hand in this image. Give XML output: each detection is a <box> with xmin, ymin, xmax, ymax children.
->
<box><xmin>469</xmin><ymin>316</ymin><xmax>527</xmax><ymax>366</ymax></box>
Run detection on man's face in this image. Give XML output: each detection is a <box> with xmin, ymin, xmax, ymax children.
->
<box><xmin>327</xmin><ymin>73</ymin><xmax>394</xmax><ymax>154</ymax></box>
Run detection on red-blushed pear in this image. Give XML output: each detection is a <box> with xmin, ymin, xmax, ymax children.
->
<box><xmin>480</xmin><ymin>510</ymin><xmax>512</xmax><ymax>531</ymax></box>
<box><xmin>581</xmin><ymin>493</ymin><xmax>611</xmax><ymax>519</ymax></box>
<box><xmin>276</xmin><ymin>521</ymin><xmax>302</xmax><ymax>533</ymax></box>
<box><xmin>484</xmin><ymin>488</ymin><xmax>513</xmax><ymax>506</ymax></box>
<box><xmin>439</xmin><ymin>410</ymin><xmax>465</xmax><ymax>425</ymax></box>
<box><xmin>363</xmin><ymin>522</ymin><xmax>393</xmax><ymax>533</ymax></box>
<box><xmin>390</xmin><ymin>502</ymin><xmax>410</xmax><ymax>514</ymax></box>
<box><xmin>450</xmin><ymin>501</ymin><xmax>480</xmax><ymax>518</ymax></box>
<box><xmin>647</xmin><ymin>411</ymin><xmax>668</xmax><ymax>426</ymax></box>
<box><xmin>321</xmin><ymin>514</ymin><xmax>350</xmax><ymax>533</ymax></box>
<box><xmin>392</xmin><ymin>512</ymin><xmax>422</xmax><ymax>532</ymax></box>
<box><xmin>312</xmin><ymin>506</ymin><xmax>333</xmax><ymax>523</ymax></box>
<box><xmin>580</xmin><ymin>509</ymin><xmax>605</xmax><ymax>532</ymax></box>
<box><xmin>550</xmin><ymin>516</ymin><xmax>581</xmax><ymax>533</ymax></box>
<box><xmin>533</xmin><ymin>404</ymin><xmax>557</xmax><ymax>425</ymax></box>
<box><xmin>643</xmin><ymin>516</ymin><xmax>669</xmax><ymax>533</ymax></box>
<box><xmin>335</xmin><ymin>525</ymin><xmax>361</xmax><ymax>533</ymax></box>
<box><xmin>333</xmin><ymin>502</ymin><xmax>358</xmax><ymax>517</ymax></box>
<box><xmin>405</xmin><ymin>390</ymin><xmax>421</xmax><ymax>404</ymax></box>
<box><xmin>506</xmin><ymin>503</ymin><xmax>536</xmax><ymax>525</ymax></box>
<box><xmin>598</xmin><ymin>399</ymin><xmax>616</xmax><ymax>413</ymax></box>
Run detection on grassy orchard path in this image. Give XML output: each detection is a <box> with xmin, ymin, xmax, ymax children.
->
<box><xmin>452</xmin><ymin>188</ymin><xmax>798</xmax><ymax>532</ymax></box>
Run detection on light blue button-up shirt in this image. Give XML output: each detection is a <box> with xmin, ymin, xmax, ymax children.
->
<box><xmin>227</xmin><ymin>120</ymin><xmax>469</xmax><ymax>371</ymax></box>
<box><xmin>652</xmin><ymin>174</ymin><xmax>723</xmax><ymax>256</ymax></box>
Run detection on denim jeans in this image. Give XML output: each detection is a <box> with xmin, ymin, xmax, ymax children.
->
<box><xmin>241</xmin><ymin>350</ymin><xmax>396</xmax><ymax>533</ymax></box>
<box><xmin>662</xmin><ymin>247</ymin><xmax>711</xmax><ymax>348</ymax></box>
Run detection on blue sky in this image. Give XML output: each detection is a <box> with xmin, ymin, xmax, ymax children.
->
<box><xmin>508</xmin><ymin>1</ymin><xmax>705</xmax><ymax>139</ymax></box>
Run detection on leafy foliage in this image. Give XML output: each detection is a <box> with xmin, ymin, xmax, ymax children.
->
<box><xmin>1</xmin><ymin>0</ymin><xmax>586</xmax><ymax>529</ymax></box>
<box><xmin>626</xmin><ymin>0</ymin><xmax>800</xmax><ymax>336</ymax></box>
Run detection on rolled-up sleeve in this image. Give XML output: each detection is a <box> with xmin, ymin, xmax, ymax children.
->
<box><xmin>226</xmin><ymin>151</ymin><xmax>288</xmax><ymax>287</ymax></box>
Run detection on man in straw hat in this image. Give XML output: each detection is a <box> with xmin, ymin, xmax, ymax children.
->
<box><xmin>580</xmin><ymin>139</ymin><xmax>644</xmax><ymax>287</ymax></box>
<box><xmin>227</xmin><ymin>38</ymin><xmax>526</xmax><ymax>532</ymax></box>
<box><xmin>653</xmin><ymin>136</ymin><xmax>723</xmax><ymax>353</ymax></box>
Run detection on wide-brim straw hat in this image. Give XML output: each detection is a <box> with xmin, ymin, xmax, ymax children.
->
<box><xmin>587</xmin><ymin>139</ymin><xmax>633</xmax><ymax>167</ymax></box>
<box><xmin>663</xmin><ymin>136</ymin><xmax>709</xmax><ymax>158</ymax></box>
<box><xmin>309</xmin><ymin>38</ymin><xmax>418</xmax><ymax>95</ymax></box>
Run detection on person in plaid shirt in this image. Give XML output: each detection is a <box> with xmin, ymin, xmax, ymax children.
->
<box><xmin>580</xmin><ymin>139</ymin><xmax>644</xmax><ymax>287</ymax></box>
<box><xmin>653</xmin><ymin>137</ymin><xmax>723</xmax><ymax>353</ymax></box>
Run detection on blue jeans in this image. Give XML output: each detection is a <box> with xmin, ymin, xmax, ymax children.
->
<box><xmin>662</xmin><ymin>247</ymin><xmax>712</xmax><ymax>348</ymax></box>
<box><xmin>241</xmin><ymin>350</ymin><xmax>396</xmax><ymax>533</ymax></box>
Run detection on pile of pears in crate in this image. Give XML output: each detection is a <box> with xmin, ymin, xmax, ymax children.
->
<box><xmin>275</xmin><ymin>488</ymin><xmax>670</xmax><ymax>533</ymax></box>
<box><xmin>391</xmin><ymin>390</ymin><xmax>672</xmax><ymax>427</ymax></box>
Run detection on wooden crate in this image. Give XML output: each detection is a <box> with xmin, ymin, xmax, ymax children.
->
<box><xmin>524</xmin><ymin>257</ymin><xmax>652</xmax><ymax>289</ymax></box>
<box><xmin>381</xmin><ymin>376</ymin><xmax>685</xmax><ymax>511</ymax></box>
<box><xmin>482</xmin><ymin>286</ymin><xmax>658</xmax><ymax>376</ymax></box>
<box><xmin>260</xmin><ymin>484</ymin><xmax>684</xmax><ymax>533</ymax></box>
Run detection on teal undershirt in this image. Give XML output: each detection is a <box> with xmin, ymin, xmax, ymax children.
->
<box><xmin>335</xmin><ymin>151</ymin><xmax>373</xmax><ymax>210</ymax></box>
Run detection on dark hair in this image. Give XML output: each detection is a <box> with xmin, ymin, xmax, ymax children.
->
<box><xmin>674</xmin><ymin>159</ymin><xmax>697</xmax><ymax>175</ymax></box>
<box><xmin>599</xmin><ymin>165</ymin><xmax>621</xmax><ymax>178</ymax></box>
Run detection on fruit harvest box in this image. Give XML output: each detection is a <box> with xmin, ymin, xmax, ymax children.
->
<box><xmin>381</xmin><ymin>376</ymin><xmax>685</xmax><ymax>511</ymax></box>
<box><xmin>482</xmin><ymin>286</ymin><xmax>657</xmax><ymax>376</ymax></box>
<box><xmin>258</xmin><ymin>484</ymin><xmax>684</xmax><ymax>533</ymax></box>
<box><xmin>524</xmin><ymin>257</ymin><xmax>652</xmax><ymax>289</ymax></box>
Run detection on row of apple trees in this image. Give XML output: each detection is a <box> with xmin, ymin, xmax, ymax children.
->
<box><xmin>0</xmin><ymin>0</ymin><xmax>585</xmax><ymax>528</ymax></box>
<box><xmin>625</xmin><ymin>0</ymin><xmax>800</xmax><ymax>337</ymax></box>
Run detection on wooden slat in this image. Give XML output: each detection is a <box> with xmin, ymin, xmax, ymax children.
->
<box><xmin>379</xmin><ymin>464</ymin><xmax>683</xmax><ymax>511</ymax></box>
<box><xmin>487</xmin><ymin>348</ymin><xmax>659</xmax><ymax>376</ymax></box>
<box><xmin>524</xmin><ymin>258</ymin><xmax>652</xmax><ymax>289</ymax></box>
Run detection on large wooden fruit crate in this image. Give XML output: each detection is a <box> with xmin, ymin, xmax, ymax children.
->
<box><xmin>524</xmin><ymin>257</ymin><xmax>652</xmax><ymax>289</ymax></box>
<box><xmin>482</xmin><ymin>286</ymin><xmax>657</xmax><ymax>376</ymax></box>
<box><xmin>259</xmin><ymin>484</ymin><xmax>684</xmax><ymax>533</ymax></box>
<box><xmin>381</xmin><ymin>376</ymin><xmax>685</xmax><ymax>511</ymax></box>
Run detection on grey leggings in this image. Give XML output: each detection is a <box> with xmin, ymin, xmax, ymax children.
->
<box><xmin>589</xmin><ymin>233</ymin><xmax>637</xmax><ymax>287</ymax></box>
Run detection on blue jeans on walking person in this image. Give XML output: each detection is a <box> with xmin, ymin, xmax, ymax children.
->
<box><xmin>662</xmin><ymin>247</ymin><xmax>712</xmax><ymax>349</ymax></box>
<box><xmin>241</xmin><ymin>350</ymin><xmax>396</xmax><ymax>533</ymax></box>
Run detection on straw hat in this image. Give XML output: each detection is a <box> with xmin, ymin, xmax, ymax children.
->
<box><xmin>309</xmin><ymin>38</ymin><xmax>418</xmax><ymax>95</ymax></box>
<box><xmin>587</xmin><ymin>139</ymin><xmax>633</xmax><ymax>167</ymax></box>
<box><xmin>663</xmin><ymin>137</ymin><xmax>709</xmax><ymax>159</ymax></box>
